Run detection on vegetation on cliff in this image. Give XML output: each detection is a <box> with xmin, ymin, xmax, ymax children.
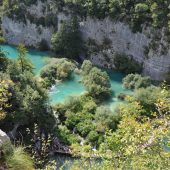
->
<box><xmin>1</xmin><ymin>0</ymin><xmax>170</xmax><ymax>33</ymax></box>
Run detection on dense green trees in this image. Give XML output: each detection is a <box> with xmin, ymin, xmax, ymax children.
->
<box><xmin>0</xmin><ymin>78</ymin><xmax>11</xmax><ymax>121</ymax></box>
<box><xmin>68</xmin><ymin>84</ymin><xmax>170</xmax><ymax>169</ymax></box>
<box><xmin>3</xmin><ymin>0</ymin><xmax>170</xmax><ymax>34</ymax></box>
<box><xmin>123</xmin><ymin>74</ymin><xmax>152</xmax><ymax>90</ymax></box>
<box><xmin>114</xmin><ymin>53</ymin><xmax>142</xmax><ymax>74</ymax></box>
<box><xmin>64</xmin><ymin>0</ymin><xmax>170</xmax><ymax>32</ymax></box>
<box><xmin>0</xmin><ymin>48</ymin><xmax>8</xmax><ymax>72</ymax></box>
<box><xmin>54</xmin><ymin>95</ymin><xmax>98</xmax><ymax>145</ymax></box>
<box><xmin>94</xmin><ymin>106</ymin><xmax>120</xmax><ymax>133</ymax></box>
<box><xmin>51</xmin><ymin>17</ymin><xmax>83</xmax><ymax>59</ymax></box>
<box><xmin>0</xmin><ymin>46</ymin><xmax>57</xmax><ymax>169</ymax></box>
<box><xmin>40</xmin><ymin>58</ymin><xmax>76</xmax><ymax>88</ymax></box>
<box><xmin>17</xmin><ymin>44</ymin><xmax>34</xmax><ymax>73</ymax></box>
<box><xmin>0</xmin><ymin>45</ymin><xmax>55</xmax><ymax>133</ymax></box>
<box><xmin>99</xmin><ymin>87</ymin><xmax>170</xmax><ymax>169</ymax></box>
<box><xmin>53</xmin><ymin>95</ymin><xmax>120</xmax><ymax>147</ymax></box>
<box><xmin>81</xmin><ymin>60</ymin><xmax>112</xmax><ymax>100</ymax></box>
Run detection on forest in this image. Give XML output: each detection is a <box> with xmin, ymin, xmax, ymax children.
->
<box><xmin>0</xmin><ymin>0</ymin><xmax>170</xmax><ymax>170</ymax></box>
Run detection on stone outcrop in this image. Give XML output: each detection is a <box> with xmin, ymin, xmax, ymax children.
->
<box><xmin>1</xmin><ymin>0</ymin><xmax>170</xmax><ymax>80</ymax></box>
<box><xmin>0</xmin><ymin>129</ymin><xmax>12</xmax><ymax>158</ymax></box>
<box><xmin>0</xmin><ymin>129</ymin><xmax>11</xmax><ymax>149</ymax></box>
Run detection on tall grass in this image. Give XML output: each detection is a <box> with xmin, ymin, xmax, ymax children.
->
<box><xmin>5</xmin><ymin>147</ymin><xmax>34</xmax><ymax>170</ymax></box>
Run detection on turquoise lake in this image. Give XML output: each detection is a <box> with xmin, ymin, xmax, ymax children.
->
<box><xmin>0</xmin><ymin>45</ymin><xmax>130</xmax><ymax>107</ymax></box>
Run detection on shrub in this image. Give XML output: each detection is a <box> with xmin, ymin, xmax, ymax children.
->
<box><xmin>117</xmin><ymin>93</ymin><xmax>127</xmax><ymax>101</ymax></box>
<box><xmin>87</xmin><ymin>131</ymin><xmax>100</xmax><ymax>143</ymax></box>
<box><xmin>0</xmin><ymin>37</ymin><xmax>6</xmax><ymax>44</ymax></box>
<box><xmin>81</xmin><ymin>60</ymin><xmax>112</xmax><ymax>100</ymax></box>
<box><xmin>95</xmin><ymin>106</ymin><xmax>120</xmax><ymax>132</ymax></box>
<box><xmin>123</xmin><ymin>74</ymin><xmax>152</xmax><ymax>90</ymax></box>
<box><xmin>5</xmin><ymin>147</ymin><xmax>34</xmax><ymax>170</ymax></box>
<box><xmin>40</xmin><ymin>58</ymin><xmax>75</xmax><ymax>88</ymax></box>
<box><xmin>81</xmin><ymin>60</ymin><xmax>93</xmax><ymax>76</ymax></box>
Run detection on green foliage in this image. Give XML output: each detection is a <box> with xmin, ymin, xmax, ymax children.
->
<box><xmin>53</xmin><ymin>95</ymin><xmax>109</xmax><ymax>146</ymax></box>
<box><xmin>0</xmin><ymin>37</ymin><xmax>6</xmax><ymax>44</ymax></box>
<box><xmin>0</xmin><ymin>46</ymin><xmax>55</xmax><ymax>133</ymax></box>
<box><xmin>132</xmin><ymin>86</ymin><xmax>168</xmax><ymax>116</ymax></box>
<box><xmin>123</xmin><ymin>74</ymin><xmax>152</xmax><ymax>90</ymax></box>
<box><xmin>51</xmin><ymin>17</ymin><xmax>83</xmax><ymax>59</ymax></box>
<box><xmin>16</xmin><ymin>44</ymin><xmax>34</xmax><ymax>73</ymax></box>
<box><xmin>0</xmin><ymin>48</ymin><xmax>8</xmax><ymax>72</ymax></box>
<box><xmin>0</xmin><ymin>78</ymin><xmax>11</xmax><ymax>121</ymax></box>
<box><xmin>95</xmin><ymin>106</ymin><xmax>120</xmax><ymax>132</ymax></box>
<box><xmin>55</xmin><ymin>125</ymin><xmax>80</xmax><ymax>145</ymax></box>
<box><xmin>80</xmin><ymin>60</ymin><xmax>93</xmax><ymax>76</ymax></box>
<box><xmin>81</xmin><ymin>60</ymin><xmax>112</xmax><ymax>100</ymax></box>
<box><xmin>64</xmin><ymin>0</ymin><xmax>170</xmax><ymax>32</ymax></box>
<box><xmin>3</xmin><ymin>0</ymin><xmax>170</xmax><ymax>33</ymax></box>
<box><xmin>98</xmin><ymin>87</ymin><xmax>170</xmax><ymax>169</ymax></box>
<box><xmin>40</xmin><ymin>58</ymin><xmax>76</xmax><ymax>88</ymax></box>
<box><xmin>114</xmin><ymin>53</ymin><xmax>142</xmax><ymax>74</ymax></box>
<box><xmin>26</xmin><ymin>124</ymin><xmax>56</xmax><ymax>169</ymax></box>
<box><xmin>5</xmin><ymin>147</ymin><xmax>34</xmax><ymax>170</ymax></box>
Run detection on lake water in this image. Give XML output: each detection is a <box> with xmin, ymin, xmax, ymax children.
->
<box><xmin>0</xmin><ymin>44</ymin><xmax>130</xmax><ymax>108</ymax></box>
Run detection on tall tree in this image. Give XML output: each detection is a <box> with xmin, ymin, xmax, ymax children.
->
<box><xmin>51</xmin><ymin>17</ymin><xmax>83</xmax><ymax>59</ymax></box>
<box><xmin>17</xmin><ymin>44</ymin><xmax>33</xmax><ymax>73</ymax></box>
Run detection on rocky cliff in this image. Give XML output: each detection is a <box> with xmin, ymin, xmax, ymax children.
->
<box><xmin>1</xmin><ymin>0</ymin><xmax>170</xmax><ymax>80</ymax></box>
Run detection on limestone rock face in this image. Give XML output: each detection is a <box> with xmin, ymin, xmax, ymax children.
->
<box><xmin>0</xmin><ymin>129</ymin><xmax>12</xmax><ymax>157</ymax></box>
<box><xmin>0</xmin><ymin>129</ymin><xmax>10</xmax><ymax>149</ymax></box>
<box><xmin>1</xmin><ymin>0</ymin><xmax>170</xmax><ymax>80</ymax></box>
<box><xmin>1</xmin><ymin>16</ymin><xmax>53</xmax><ymax>48</ymax></box>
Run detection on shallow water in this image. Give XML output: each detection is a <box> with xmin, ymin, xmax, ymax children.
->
<box><xmin>0</xmin><ymin>44</ymin><xmax>131</xmax><ymax>106</ymax></box>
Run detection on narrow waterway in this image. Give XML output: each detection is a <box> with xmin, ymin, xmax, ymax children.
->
<box><xmin>0</xmin><ymin>44</ymin><xmax>131</xmax><ymax>108</ymax></box>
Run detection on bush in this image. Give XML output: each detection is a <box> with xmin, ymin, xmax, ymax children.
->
<box><xmin>81</xmin><ymin>60</ymin><xmax>93</xmax><ymax>76</ymax></box>
<box><xmin>81</xmin><ymin>61</ymin><xmax>112</xmax><ymax>100</ymax></box>
<box><xmin>123</xmin><ymin>74</ymin><xmax>152</xmax><ymax>90</ymax></box>
<box><xmin>95</xmin><ymin>106</ymin><xmax>120</xmax><ymax>132</ymax></box>
<box><xmin>114</xmin><ymin>53</ymin><xmax>142</xmax><ymax>74</ymax></box>
<box><xmin>40</xmin><ymin>58</ymin><xmax>75</xmax><ymax>88</ymax></box>
<box><xmin>0</xmin><ymin>37</ymin><xmax>6</xmax><ymax>44</ymax></box>
<box><xmin>133</xmin><ymin>86</ymin><xmax>165</xmax><ymax>113</ymax></box>
<box><xmin>87</xmin><ymin>131</ymin><xmax>100</xmax><ymax>143</ymax></box>
<box><xmin>0</xmin><ymin>48</ymin><xmax>8</xmax><ymax>72</ymax></box>
<box><xmin>5</xmin><ymin>147</ymin><xmax>34</xmax><ymax>170</ymax></box>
